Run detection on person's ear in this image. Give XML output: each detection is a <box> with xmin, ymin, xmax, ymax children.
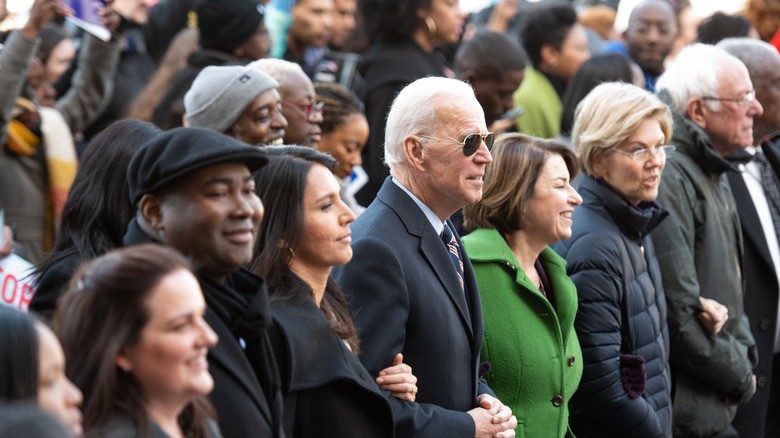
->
<box><xmin>115</xmin><ymin>350</ymin><xmax>133</xmax><ymax>373</ymax></box>
<box><xmin>591</xmin><ymin>151</ymin><xmax>607</xmax><ymax>178</ymax></box>
<box><xmin>139</xmin><ymin>194</ymin><xmax>164</xmax><ymax>231</ymax></box>
<box><xmin>404</xmin><ymin>135</ymin><xmax>427</xmax><ymax>172</ymax></box>
<box><xmin>540</xmin><ymin>43</ymin><xmax>560</xmax><ymax>69</ymax></box>
<box><xmin>686</xmin><ymin>97</ymin><xmax>708</xmax><ymax>129</ymax></box>
<box><xmin>461</xmin><ymin>70</ymin><xmax>479</xmax><ymax>86</ymax></box>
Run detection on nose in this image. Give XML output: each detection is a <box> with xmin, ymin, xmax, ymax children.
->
<box><xmin>65</xmin><ymin>377</ymin><xmax>83</xmax><ymax>407</ymax></box>
<box><xmin>198</xmin><ymin>317</ymin><xmax>219</xmax><ymax>348</ymax></box>
<box><xmin>647</xmin><ymin>148</ymin><xmax>665</xmax><ymax>166</ymax></box>
<box><xmin>340</xmin><ymin>200</ymin><xmax>357</xmax><ymax>225</ymax></box>
<box><xmin>646</xmin><ymin>25</ymin><xmax>661</xmax><ymax>43</ymax></box>
<box><xmin>310</xmin><ymin>109</ymin><xmax>324</xmax><ymax>124</ymax></box>
<box><xmin>349</xmin><ymin>150</ymin><xmax>362</xmax><ymax>167</ymax></box>
<box><xmin>474</xmin><ymin>140</ymin><xmax>493</xmax><ymax>164</ymax></box>
<box><xmin>273</xmin><ymin>110</ymin><xmax>288</xmax><ymax>129</ymax></box>
<box><xmin>568</xmin><ymin>185</ymin><xmax>583</xmax><ymax>206</ymax></box>
<box><xmin>749</xmin><ymin>96</ymin><xmax>764</xmax><ymax>117</ymax></box>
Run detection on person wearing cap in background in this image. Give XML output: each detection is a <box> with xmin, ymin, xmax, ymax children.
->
<box><xmin>152</xmin><ymin>0</ymin><xmax>272</xmax><ymax>130</ymax></box>
<box><xmin>123</xmin><ymin>127</ymin><xmax>284</xmax><ymax>438</ymax></box>
<box><xmin>184</xmin><ymin>65</ymin><xmax>288</xmax><ymax>146</ymax></box>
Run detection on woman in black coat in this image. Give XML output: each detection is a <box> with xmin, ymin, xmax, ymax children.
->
<box><xmin>552</xmin><ymin>82</ymin><xmax>677</xmax><ymax>438</ymax></box>
<box><xmin>251</xmin><ymin>146</ymin><xmax>417</xmax><ymax>437</ymax></box>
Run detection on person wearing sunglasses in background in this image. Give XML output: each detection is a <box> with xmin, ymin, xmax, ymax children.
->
<box><xmin>249</xmin><ymin>58</ymin><xmax>323</xmax><ymax>148</ymax></box>
<box><xmin>334</xmin><ymin>77</ymin><xmax>517</xmax><ymax>438</ymax></box>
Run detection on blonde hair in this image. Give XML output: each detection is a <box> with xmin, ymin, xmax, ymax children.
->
<box><xmin>572</xmin><ymin>82</ymin><xmax>672</xmax><ymax>177</ymax></box>
<box><xmin>463</xmin><ymin>133</ymin><xmax>578</xmax><ymax>234</ymax></box>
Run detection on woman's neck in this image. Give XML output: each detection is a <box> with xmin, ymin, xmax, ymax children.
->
<box><xmin>505</xmin><ymin>230</ymin><xmax>546</xmax><ymax>285</ymax></box>
<box><xmin>290</xmin><ymin>263</ymin><xmax>330</xmax><ymax>307</ymax></box>
<box><xmin>410</xmin><ymin>28</ymin><xmax>435</xmax><ymax>53</ymax></box>
<box><xmin>145</xmin><ymin>400</ymin><xmax>186</xmax><ymax>438</ymax></box>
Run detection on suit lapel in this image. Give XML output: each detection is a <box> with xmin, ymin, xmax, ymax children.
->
<box><xmin>205</xmin><ymin>310</ymin><xmax>274</xmax><ymax>425</ymax></box>
<box><xmin>377</xmin><ymin>178</ymin><xmax>475</xmax><ymax>339</ymax></box>
<box><xmin>728</xmin><ymin>169</ymin><xmax>774</xmax><ymax>268</ymax></box>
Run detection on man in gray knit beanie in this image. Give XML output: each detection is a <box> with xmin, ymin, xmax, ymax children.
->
<box><xmin>184</xmin><ymin>65</ymin><xmax>288</xmax><ymax>146</ymax></box>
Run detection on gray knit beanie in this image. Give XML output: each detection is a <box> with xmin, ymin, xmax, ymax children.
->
<box><xmin>184</xmin><ymin>65</ymin><xmax>279</xmax><ymax>133</ymax></box>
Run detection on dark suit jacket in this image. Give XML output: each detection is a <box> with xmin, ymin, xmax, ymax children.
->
<box><xmin>727</xmin><ymin>142</ymin><xmax>780</xmax><ymax>438</ymax></box>
<box><xmin>333</xmin><ymin>177</ymin><xmax>493</xmax><ymax>438</ymax></box>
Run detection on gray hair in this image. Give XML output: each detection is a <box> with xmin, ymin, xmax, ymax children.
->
<box><xmin>656</xmin><ymin>43</ymin><xmax>745</xmax><ymax>114</ymax></box>
<box><xmin>717</xmin><ymin>37</ymin><xmax>780</xmax><ymax>82</ymax></box>
<box><xmin>248</xmin><ymin>58</ymin><xmax>306</xmax><ymax>85</ymax></box>
<box><xmin>384</xmin><ymin>77</ymin><xmax>480</xmax><ymax>168</ymax></box>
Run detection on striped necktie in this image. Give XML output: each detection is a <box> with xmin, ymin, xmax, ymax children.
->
<box><xmin>441</xmin><ymin>223</ymin><xmax>464</xmax><ymax>290</ymax></box>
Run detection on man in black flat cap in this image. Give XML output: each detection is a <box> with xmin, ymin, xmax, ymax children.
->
<box><xmin>124</xmin><ymin>127</ymin><xmax>283</xmax><ymax>438</ymax></box>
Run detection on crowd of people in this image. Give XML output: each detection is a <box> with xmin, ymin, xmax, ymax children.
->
<box><xmin>1</xmin><ymin>0</ymin><xmax>780</xmax><ymax>437</ymax></box>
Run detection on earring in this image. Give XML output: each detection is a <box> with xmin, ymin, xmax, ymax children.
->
<box><xmin>288</xmin><ymin>247</ymin><xmax>295</xmax><ymax>258</ymax></box>
<box><xmin>424</xmin><ymin>16</ymin><xmax>437</xmax><ymax>35</ymax></box>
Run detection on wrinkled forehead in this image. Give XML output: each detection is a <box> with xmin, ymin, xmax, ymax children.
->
<box><xmin>431</xmin><ymin>95</ymin><xmax>486</xmax><ymax>135</ymax></box>
<box><xmin>719</xmin><ymin>59</ymin><xmax>753</xmax><ymax>93</ymax></box>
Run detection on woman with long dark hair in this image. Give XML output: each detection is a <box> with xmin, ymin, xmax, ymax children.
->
<box><xmin>31</xmin><ymin>119</ymin><xmax>161</xmax><ymax>318</ymax></box>
<box><xmin>54</xmin><ymin>243</ymin><xmax>220</xmax><ymax>438</ymax></box>
<box><xmin>251</xmin><ymin>146</ymin><xmax>416</xmax><ymax>437</ymax></box>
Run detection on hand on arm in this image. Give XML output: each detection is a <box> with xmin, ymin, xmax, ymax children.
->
<box><xmin>376</xmin><ymin>353</ymin><xmax>418</xmax><ymax>402</ymax></box>
<box><xmin>697</xmin><ymin>297</ymin><xmax>729</xmax><ymax>336</ymax></box>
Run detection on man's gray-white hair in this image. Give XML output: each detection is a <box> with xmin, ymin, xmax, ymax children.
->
<box><xmin>248</xmin><ymin>58</ymin><xmax>305</xmax><ymax>85</ymax></box>
<box><xmin>717</xmin><ymin>37</ymin><xmax>780</xmax><ymax>82</ymax></box>
<box><xmin>656</xmin><ymin>43</ymin><xmax>746</xmax><ymax>115</ymax></box>
<box><xmin>384</xmin><ymin>76</ymin><xmax>478</xmax><ymax>168</ymax></box>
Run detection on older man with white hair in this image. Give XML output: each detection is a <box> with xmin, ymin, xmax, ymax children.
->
<box><xmin>652</xmin><ymin>43</ymin><xmax>761</xmax><ymax>438</ymax></box>
<box><xmin>334</xmin><ymin>77</ymin><xmax>517</xmax><ymax>438</ymax></box>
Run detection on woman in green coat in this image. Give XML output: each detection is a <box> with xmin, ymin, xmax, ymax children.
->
<box><xmin>462</xmin><ymin>133</ymin><xmax>583</xmax><ymax>437</ymax></box>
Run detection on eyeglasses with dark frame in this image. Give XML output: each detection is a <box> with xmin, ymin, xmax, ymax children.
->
<box><xmin>610</xmin><ymin>145</ymin><xmax>676</xmax><ymax>162</ymax></box>
<box><xmin>417</xmin><ymin>132</ymin><xmax>495</xmax><ymax>156</ymax></box>
<box><xmin>282</xmin><ymin>100</ymin><xmax>324</xmax><ymax>121</ymax></box>
<box><xmin>701</xmin><ymin>90</ymin><xmax>756</xmax><ymax>111</ymax></box>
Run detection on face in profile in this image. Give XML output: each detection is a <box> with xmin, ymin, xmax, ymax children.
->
<box><xmin>472</xmin><ymin>69</ymin><xmax>525</xmax><ymax>127</ymax></box>
<box><xmin>290</xmin><ymin>163</ymin><xmax>356</xmax><ymax>278</ymax></box>
<box><xmin>419</xmin><ymin>99</ymin><xmax>493</xmax><ymax>217</ymax></box>
<box><xmin>522</xmin><ymin>153</ymin><xmax>582</xmax><ymax>245</ymax></box>
<box><xmin>290</xmin><ymin>0</ymin><xmax>334</xmax><ymax>48</ymax></box>
<box><xmin>35</xmin><ymin>323</ymin><xmax>83</xmax><ymax>437</ymax></box>
<box><xmin>422</xmin><ymin>0</ymin><xmax>466</xmax><ymax>46</ymax></box>
<box><xmin>318</xmin><ymin>113</ymin><xmax>369</xmax><ymax>179</ymax></box>
<box><xmin>235</xmin><ymin>21</ymin><xmax>272</xmax><ymax>60</ymax></box>
<box><xmin>230</xmin><ymin>88</ymin><xmax>288</xmax><ymax>146</ymax></box>
<box><xmin>593</xmin><ymin>117</ymin><xmax>667</xmax><ymax>205</ymax></box>
<box><xmin>116</xmin><ymin>269</ymin><xmax>218</xmax><ymax>409</ymax></box>
<box><xmin>155</xmin><ymin>163</ymin><xmax>264</xmax><ymax>279</ymax></box>
<box><xmin>45</xmin><ymin>39</ymin><xmax>75</xmax><ymax>85</ymax></box>
<box><xmin>281</xmin><ymin>71</ymin><xmax>323</xmax><ymax>147</ymax></box>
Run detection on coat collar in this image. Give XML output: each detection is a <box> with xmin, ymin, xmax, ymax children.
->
<box><xmin>579</xmin><ymin>176</ymin><xmax>668</xmax><ymax>241</ymax></box>
<box><xmin>464</xmin><ymin>228</ymin><xmax>577</xmax><ymax>342</ymax></box>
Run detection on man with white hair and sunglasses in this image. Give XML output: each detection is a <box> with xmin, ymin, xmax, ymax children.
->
<box><xmin>334</xmin><ymin>76</ymin><xmax>517</xmax><ymax>438</ymax></box>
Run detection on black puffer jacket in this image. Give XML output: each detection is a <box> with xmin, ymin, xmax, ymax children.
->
<box><xmin>552</xmin><ymin>176</ymin><xmax>672</xmax><ymax>438</ymax></box>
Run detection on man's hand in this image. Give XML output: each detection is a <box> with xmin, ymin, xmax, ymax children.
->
<box><xmin>22</xmin><ymin>0</ymin><xmax>73</xmax><ymax>39</ymax></box>
<box><xmin>468</xmin><ymin>394</ymin><xmax>517</xmax><ymax>437</ymax></box>
<box><xmin>697</xmin><ymin>296</ymin><xmax>728</xmax><ymax>335</ymax></box>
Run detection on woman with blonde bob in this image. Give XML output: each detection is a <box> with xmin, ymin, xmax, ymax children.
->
<box><xmin>462</xmin><ymin>133</ymin><xmax>583</xmax><ymax>437</ymax></box>
<box><xmin>552</xmin><ymin>81</ymin><xmax>681</xmax><ymax>437</ymax></box>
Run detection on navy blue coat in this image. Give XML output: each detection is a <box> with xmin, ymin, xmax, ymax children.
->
<box><xmin>552</xmin><ymin>176</ymin><xmax>672</xmax><ymax>438</ymax></box>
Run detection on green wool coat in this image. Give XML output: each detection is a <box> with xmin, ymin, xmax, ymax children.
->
<box><xmin>463</xmin><ymin>228</ymin><xmax>582</xmax><ymax>438</ymax></box>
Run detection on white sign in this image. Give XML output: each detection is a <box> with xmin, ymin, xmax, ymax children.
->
<box><xmin>0</xmin><ymin>254</ymin><xmax>36</xmax><ymax>312</ymax></box>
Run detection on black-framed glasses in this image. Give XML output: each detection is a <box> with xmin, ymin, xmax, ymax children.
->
<box><xmin>282</xmin><ymin>100</ymin><xmax>324</xmax><ymax>121</ymax></box>
<box><xmin>701</xmin><ymin>90</ymin><xmax>756</xmax><ymax>111</ymax></box>
<box><xmin>611</xmin><ymin>144</ymin><xmax>676</xmax><ymax>161</ymax></box>
<box><xmin>417</xmin><ymin>132</ymin><xmax>495</xmax><ymax>156</ymax></box>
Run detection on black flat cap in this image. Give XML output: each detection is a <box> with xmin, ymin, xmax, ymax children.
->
<box><xmin>127</xmin><ymin>127</ymin><xmax>268</xmax><ymax>204</ymax></box>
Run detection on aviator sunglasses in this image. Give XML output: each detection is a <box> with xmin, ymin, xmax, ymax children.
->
<box><xmin>418</xmin><ymin>132</ymin><xmax>495</xmax><ymax>156</ymax></box>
